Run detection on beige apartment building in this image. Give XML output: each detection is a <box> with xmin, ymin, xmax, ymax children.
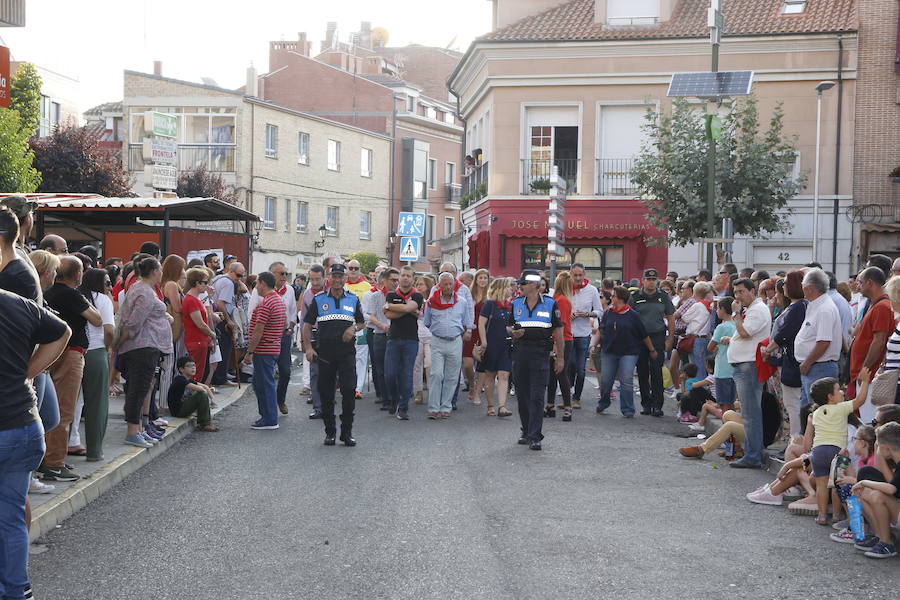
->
<box><xmin>122</xmin><ymin>68</ymin><xmax>391</xmax><ymax>273</ymax></box>
<box><xmin>450</xmin><ymin>0</ymin><xmax>867</xmax><ymax>280</ymax></box>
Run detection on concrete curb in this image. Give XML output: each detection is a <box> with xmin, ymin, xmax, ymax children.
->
<box><xmin>702</xmin><ymin>416</ymin><xmax>785</xmax><ymax>473</ymax></box>
<box><xmin>30</xmin><ymin>384</ymin><xmax>250</xmax><ymax>542</ymax></box>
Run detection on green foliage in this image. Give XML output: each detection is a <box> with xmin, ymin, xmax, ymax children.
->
<box><xmin>176</xmin><ymin>165</ymin><xmax>236</xmax><ymax>203</ymax></box>
<box><xmin>631</xmin><ymin>96</ymin><xmax>804</xmax><ymax>246</ymax></box>
<box><xmin>29</xmin><ymin>124</ymin><xmax>135</xmax><ymax>196</ymax></box>
<box><xmin>0</xmin><ymin>108</ymin><xmax>41</xmax><ymax>193</ymax></box>
<box><xmin>347</xmin><ymin>251</ymin><xmax>379</xmax><ymax>274</ymax></box>
<box><xmin>10</xmin><ymin>62</ymin><xmax>42</xmax><ymax>136</ymax></box>
<box><xmin>460</xmin><ymin>181</ymin><xmax>487</xmax><ymax>209</ymax></box>
<box><xmin>529</xmin><ymin>177</ymin><xmax>552</xmax><ymax>193</ymax></box>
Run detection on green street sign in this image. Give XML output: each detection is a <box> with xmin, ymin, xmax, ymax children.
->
<box><xmin>145</xmin><ymin>111</ymin><xmax>177</xmax><ymax>138</ymax></box>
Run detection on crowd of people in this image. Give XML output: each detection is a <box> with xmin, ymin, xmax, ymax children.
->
<box><xmin>2</xmin><ymin>191</ymin><xmax>900</xmax><ymax>598</ymax></box>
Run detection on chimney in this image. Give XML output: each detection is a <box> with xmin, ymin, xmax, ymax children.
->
<box><xmin>298</xmin><ymin>32</ymin><xmax>311</xmax><ymax>56</ymax></box>
<box><xmin>245</xmin><ymin>65</ymin><xmax>258</xmax><ymax>97</ymax></box>
<box><xmin>153</xmin><ymin>60</ymin><xmax>162</xmax><ymax>76</ymax></box>
<box><xmin>325</xmin><ymin>21</ymin><xmax>337</xmax><ymax>50</ymax></box>
<box><xmin>594</xmin><ymin>0</ymin><xmax>606</xmax><ymax>25</ymax></box>
<box><xmin>359</xmin><ymin>21</ymin><xmax>372</xmax><ymax>50</ymax></box>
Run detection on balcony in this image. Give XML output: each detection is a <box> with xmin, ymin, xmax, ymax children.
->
<box><xmin>521</xmin><ymin>159</ymin><xmax>578</xmax><ymax>195</ymax></box>
<box><xmin>462</xmin><ymin>161</ymin><xmax>488</xmax><ymax>207</ymax></box>
<box><xmin>597</xmin><ymin>158</ymin><xmax>638</xmax><ymax>196</ymax></box>
<box><xmin>129</xmin><ymin>145</ymin><xmax>236</xmax><ymax>173</ymax></box>
<box><xmin>444</xmin><ymin>183</ymin><xmax>462</xmax><ymax>209</ymax></box>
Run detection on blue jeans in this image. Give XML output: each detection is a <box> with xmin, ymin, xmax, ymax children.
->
<box><xmin>276</xmin><ymin>334</ymin><xmax>293</xmax><ymax>405</ymax></box>
<box><xmin>34</xmin><ymin>372</ymin><xmax>60</xmax><ymax>433</ymax></box>
<box><xmin>371</xmin><ymin>333</ymin><xmax>388</xmax><ymax>405</ymax></box>
<box><xmin>384</xmin><ymin>338</ymin><xmax>418</xmax><ymax>411</ymax></box>
<box><xmin>731</xmin><ymin>361</ymin><xmax>764</xmax><ymax>465</ymax></box>
<box><xmin>571</xmin><ymin>336</ymin><xmax>591</xmax><ymax>400</ymax></box>
<box><xmin>0</xmin><ymin>421</ymin><xmax>46</xmax><ymax>600</ymax></box>
<box><xmin>597</xmin><ymin>353</ymin><xmax>639</xmax><ymax>415</ymax></box>
<box><xmin>800</xmin><ymin>360</ymin><xmax>839</xmax><ymax>407</ymax></box>
<box><xmin>252</xmin><ymin>354</ymin><xmax>278</xmax><ymax>426</ymax></box>
<box><xmin>691</xmin><ymin>336</ymin><xmax>708</xmax><ymax>378</ymax></box>
<box><xmin>715</xmin><ymin>377</ymin><xmax>736</xmax><ymax>406</ymax></box>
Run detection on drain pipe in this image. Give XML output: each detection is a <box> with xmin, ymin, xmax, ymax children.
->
<box><xmin>831</xmin><ymin>35</ymin><xmax>844</xmax><ymax>274</ymax></box>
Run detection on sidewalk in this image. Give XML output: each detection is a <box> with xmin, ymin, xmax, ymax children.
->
<box><xmin>29</xmin><ymin>382</ymin><xmax>250</xmax><ymax>542</ymax></box>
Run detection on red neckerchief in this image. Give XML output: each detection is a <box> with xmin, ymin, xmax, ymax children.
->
<box><xmin>370</xmin><ymin>285</ymin><xmax>387</xmax><ymax>295</ymax></box>
<box><xmin>611</xmin><ymin>304</ymin><xmax>630</xmax><ymax>314</ymax></box>
<box><xmin>427</xmin><ymin>289</ymin><xmax>457</xmax><ymax>310</ymax></box>
<box><xmin>495</xmin><ymin>300</ymin><xmax>512</xmax><ymax>310</ymax></box>
<box><xmin>275</xmin><ymin>284</ymin><xmax>288</xmax><ymax>296</ymax></box>
<box><xmin>698</xmin><ymin>298</ymin><xmax>712</xmax><ymax>311</ymax></box>
<box><xmin>395</xmin><ymin>286</ymin><xmax>415</xmax><ymax>301</ymax></box>
<box><xmin>453</xmin><ymin>278</ymin><xmax>462</xmax><ymax>292</ymax></box>
<box><xmin>348</xmin><ymin>276</ymin><xmax>365</xmax><ymax>285</ymax></box>
<box><xmin>573</xmin><ymin>278</ymin><xmax>589</xmax><ymax>291</ymax></box>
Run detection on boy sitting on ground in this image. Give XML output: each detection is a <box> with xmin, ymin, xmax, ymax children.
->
<box><xmin>167</xmin><ymin>356</ymin><xmax>219</xmax><ymax>432</ymax></box>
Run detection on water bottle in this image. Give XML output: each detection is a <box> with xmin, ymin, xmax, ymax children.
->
<box><xmin>723</xmin><ymin>439</ymin><xmax>734</xmax><ymax>458</ymax></box>
<box><xmin>847</xmin><ymin>496</ymin><xmax>865</xmax><ymax>541</ymax></box>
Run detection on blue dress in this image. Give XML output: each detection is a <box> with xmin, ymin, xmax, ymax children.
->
<box><xmin>476</xmin><ymin>300</ymin><xmax>512</xmax><ymax>373</ymax></box>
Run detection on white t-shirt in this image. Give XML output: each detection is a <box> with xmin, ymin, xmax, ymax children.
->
<box><xmin>683</xmin><ymin>300</ymin><xmax>711</xmax><ymax>336</ymax></box>
<box><xmin>726</xmin><ymin>298</ymin><xmax>772</xmax><ymax>364</ymax></box>
<box><xmin>87</xmin><ymin>292</ymin><xmax>115</xmax><ymax>351</ymax></box>
<box><xmin>793</xmin><ymin>293</ymin><xmax>842</xmax><ymax>364</ymax></box>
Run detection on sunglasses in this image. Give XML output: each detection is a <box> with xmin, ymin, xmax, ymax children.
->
<box><xmin>236</xmin><ymin>273</ymin><xmax>245</xmax><ymax>278</ymax></box>
<box><xmin>348</xmin><ymin>266</ymin><xmax>360</xmax><ymax>270</ymax></box>
<box><xmin>200</xmin><ymin>280</ymin><xmax>209</xmax><ymax>285</ymax></box>
<box><xmin>104</xmin><ymin>280</ymin><xmax>112</xmax><ymax>286</ymax></box>
<box><xmin>274</xmin><ymin>271</ymin><xmax>287</xmax><ymax>276</ymax></box>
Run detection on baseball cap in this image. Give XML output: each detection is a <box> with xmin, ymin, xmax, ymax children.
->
<box><xmin>0</xmin><ymin>195</ymin><xmax>37</xmax><ymax>220</ymax></box>
<box><xmin>517</xmin><ymin>269</ymin><xmax>542</xmax><ymax>285</ymax></box>
<box><xmin>330</xmin><ymin>264</ymin><xmax>346</xmax><ymax>274</ymax></box>
<box><xmin>224</xmin><ymin>254</ymin><xmax>237</xmax><ymax>261</ymax></box>
<box><xmin>643</xmin><ymin>268</ymin><xmax>659</xmax><ymax>279</ymax></box>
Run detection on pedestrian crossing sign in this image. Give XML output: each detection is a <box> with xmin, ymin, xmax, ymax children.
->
<box><xmin>399</xmin><ymin>236</ymin><xmax>420</xmax><ymax>262</ymax></box>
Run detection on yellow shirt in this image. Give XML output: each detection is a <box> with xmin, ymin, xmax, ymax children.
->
<box><xmin>812</xmin><ymin>400</ymin><xmax>853</xmax><ymax>448</ymax></box>
<box><xmin>345</xmin><ymin>278</ymin><xmax>371</xmax><ymax>301</ymax></box>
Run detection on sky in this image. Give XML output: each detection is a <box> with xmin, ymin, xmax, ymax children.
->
<box><xmin>0</xmin><ymin>0</ymin><xmax>494</xmax><ymax>112</ymax></box>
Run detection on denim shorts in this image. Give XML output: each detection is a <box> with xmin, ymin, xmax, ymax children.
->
<box><xmin>811</xmin><ymin>444</ymin><xmax>841</xmax><ymax>478</ymax></box>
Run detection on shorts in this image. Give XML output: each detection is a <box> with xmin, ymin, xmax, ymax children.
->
<box><xmin>811</xmin><ymin>444</ymin><xmax>841</xmax><ymax>478</ymax></box>
<box><xmin>715</xmin><ymin>377</ymin><xmax>735</xmax><ymax>406</ymax></box>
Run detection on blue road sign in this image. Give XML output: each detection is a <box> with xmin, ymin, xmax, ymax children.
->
<box><xmin>399</xmin><ymin>237</ymin><xmax>421</xmax><ymax>262</ymax></box>
<box><xmin>397</xmin><ymin>212</ymin><xmax>426</xmax><ymax>237</ymax></box>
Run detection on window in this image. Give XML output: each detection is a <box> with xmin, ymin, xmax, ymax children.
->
<box><xmin>326</xmin><ymin>206</ymin><xmax>339</xmax><ymax>235</ymax></box>
<box><xmin>782</xmin><ymin>0</ymin><xmax>807</xmax><ymax>14</ymax></box>
<box><xmin>361</xmin><ymin>148</ymin><xmax>373</xmax><ymax>177</ymax></box>
<box><xmin>406</xmin><ymin>96</ymin><xmax>416</xmax><ymax>112</ymax></box>
<box><xmin>413</xmin><ymin>145</ymin><xmax>429</xmax><ymax>200</ymax></box>
<box><xmin>265</xmin><ymin>124</ymin><xmax>278</xmax><ymax>158</ymax></box>
<box><xmin>522</xmin><ymin>245</ymin><xmax>624</xmax><ymax>282</ymax></box>
<box><xmin>444</xmin><ymin>112</ymin><xmax>455</xmax><ymax>125</ymax></box>
<box><xmin>263</xmin><ymin>197</ymin><xmax>276</xmax><ymax>229</ymax></box>
<box><xmin>296</xmin><ymin>201</ymin><xmax>308</xmax><ymax>233</ymax></box>
<box><xmin>298</xmin><ymin>132</ymin><xmax>310</xmax><ymax>165</ymax></box>
<box><xmin>38</xmin><ymin>94</ymin><xmax>51</xmax><ymax>136</ymax></box>
<box><xmin>606</xmin><ymin>0</ymin><xmax>659</xmax><ymax>24</ymax></box>
<box><xmin>284</xmin><ymin>201</ymin><xmax>291</xmax><ymax>232</ymax></box>
<box><xmin>51</xmin><ymin>102</ymin><xmax>60</xmax><ymax>128</ymax></box>
<box><xmin>426</xmin><ymin>214</ymin><xmax>436</xmax><ymax>244</ymax></box>
<box><xmin>359</xmin><ymin>211</ymin><xmax>372</xmax><ymax>240</ymax></box>
<box><xmin>425</xmin><ymin>106</ymin><xmax>437</xmax><ymax>120</ymax></box>
<box><xmin>444</xmin><ymin>216</ymin><xmax>454</xmax><ymax>236</ymax></box>
<box><xmin>445</xmin><ymin>162</ymin><xmax>456</xmax><ymax>185</ymax></box>
<box><xmin>428</xmin><ymin>158</ymin><xmax>437</xmax><ymax>190</ymax></box>
<box><xmin>327</xmin><ymin>139</ymin><xmax>341</xmax><ymax>171</ymax></box>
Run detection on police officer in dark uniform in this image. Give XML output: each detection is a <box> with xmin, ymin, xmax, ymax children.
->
<box><xmin>628</xmin><ymin>268</ymin><xmax>675</xmax><ymax>417</ymax></box>
<box><xmin>302</xmin><ymin>264</ymin><xmax>366</xmax><ymax>446</ymax></box>
<box><xmin>507</xmin><ymin>269</ymin><xmax>564</xmax><ymax>451</ymax></box>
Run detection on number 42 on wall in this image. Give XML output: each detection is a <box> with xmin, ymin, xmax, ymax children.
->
<box><xmin>777</xmin><ymin>252</ymin><xmax>791</xmax><ymax>262</ymax></box>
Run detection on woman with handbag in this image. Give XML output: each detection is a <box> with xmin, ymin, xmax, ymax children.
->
<box><xmin>545</xmin><ymin>271</ymin><xmax>575</xmax><ymax>422</ymax></box>
<box><xmin>159</xmin><ymin>255</ymin><xmax>186</xmax><ymax>413</ymax></box>
<box><xmin>475</xmin><ymin>277</ymin><xmax>514</xmax><ymax>417</ymax></box>
<box><xmin>679</xmin><ymin>282</ymin><xmax>713</xmax><ymax>378</ymax></box>
<box><xmin>761</xmin><ymin>270</ymin><xmax>807</xmax><ymax>439</ymax></box>
<box><xmin>464</xmin><ymin>269</ymin><xmax>489</xmax><ymax>404</ymax></box>
<box><xmin>874</xmin><ymin>276</ymin><xmax>900</xmax><ymax>406</ymax></box>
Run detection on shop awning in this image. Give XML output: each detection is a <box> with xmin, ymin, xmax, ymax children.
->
<box><xmin>11</xmin><ymin>194</ymin><xmax>260</xmax><ymax>223</ymax></box>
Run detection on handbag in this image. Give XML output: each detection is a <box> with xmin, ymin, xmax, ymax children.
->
<box><xmin>109</xmin><ymin>290</ymin><xmax>132</xmax><ymax>351</ymax></box>
<box><xmin>868</xmin><ymin>367</ymin><xmax>899</xmax><ymax>407</ymax></box>
<box><xmin>677</xmin><ymin>334</ymin><xmax>695</xmax><ymax>354</ymax></box>
<box><xmin>472</xmin><ymin>302</ymin><xmax>495</xmax><ymax>363</ymax></box>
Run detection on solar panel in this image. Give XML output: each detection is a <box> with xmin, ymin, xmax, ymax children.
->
<box><xmin>666</xmin><ymin>71</ymin><xmax>754</xmax><ymax>98</ymax></box>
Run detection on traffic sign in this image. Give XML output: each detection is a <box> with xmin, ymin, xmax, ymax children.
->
<box><xmin>399</xmin><ymin>237</ymin><xmax>420</xmax><ymax>262</ymax></box>
<box><xmin>397</xmin><ymin>212</ymin><xmax>426</xmax><ymax>237</ymax></box>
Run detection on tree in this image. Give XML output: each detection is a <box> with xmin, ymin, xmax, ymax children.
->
<box><xmin>631</xmin><ymin>96</ymin><xmax>804</xmax><ymax>247</ymax></box>
<box><xmin>10</xmin><ymin>62</ymin><xmax>42</xmax><ymax>136</ymax></box>
<box><xmin>176</xmin><ymin>165</ymin><xmax>236</xmax><ymax>203</ymax></box>
<box><xmin>30</xmin><ymin>124</ymin><xmax>135</xmax><ymax>196</ymax></box>
<box><xmin>347</xmin><ymin>251</ymin><xmax>380</xmax><ymax>274</ymax></box>
<box><xmin>0</xmin><ymin>108</ymin><xmax>41</xmax><ymax>193</ymax></box>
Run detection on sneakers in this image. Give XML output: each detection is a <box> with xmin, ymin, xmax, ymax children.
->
<box><xmin>864</xmin><ymin>541</ymin><xmax>897</xmax><ymax>559</ymax></box>
<box><xmin>152</xmin><ymin>418</ymin><xmax>169</xmax><ymax>427</ymax></box>
<box><xmin>830</xmin><ymin>528</ymin><xmax>857</xmax><ymax>544</ymax></box>
<box><xmin>29</xmin><ymin>477</ymin><xmax>56</xmax><ymax>494</ymax></box>
<box><xmin>37</xmin><ymin>465</ymin><xmax>80</xmax><ymax>482</ymax></box>
<box><xmin>140</xmin><ymin>431</ymin><xmax>159</xmax><ymax>445</ymax></box>
<box><xmin>427</xmin><ymin>412</ymin><xmax>438</xmax><ymax>420</ymax></box>
<box><xmin>678</xmin><ymin>412</ymin><xmax>698</xmax><ymax>423</ymax></box>
<box><xmin>144</xmin><ymin>425</ymin><xmax>163</xmax><ymax>440</ymax></box>
<box><xmin>746</xmin><ymin>487</ymin><xmax>783</xmax><ymax>506</ymax></box>
<box><xmin>832</xmin><ymin>518</ymin><xmax>850</xmax><ymax>531</ymax></box>
<box><xmin>688</xmin><ymin>423</ymin><xmax>705</xmax><ymax>431</ymax></box>
<box><xmin>397</xmin><ymin>409</ymin><xmax>410</xmax><ymax>420</ymax></box>
<box><xmin>124</xmin><ymin>433</ymin><xmax>153</xmax><ymax>448</ymax></box>
<box><xmin>251</xmin><ymin>420</ymin><xmax>279</xmax><ymax>430</ymax></box>
<box><xmin>854</xmin><ymin>535</ymin><xmax>880</xmax><ymax>551</ymax></box>
<box><xmin>572</xmin><ymin>399</ymin><xmax>581</xmax><ymax>409</ymax></box>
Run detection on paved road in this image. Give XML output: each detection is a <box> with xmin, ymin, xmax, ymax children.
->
<box><xmin>31</xmin><ymin>377</ymin><xmax>896</xmax><ymax>600</ymax></box>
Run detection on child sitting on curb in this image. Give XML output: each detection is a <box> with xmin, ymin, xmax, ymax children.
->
<box><xmin>677</xmin><ymin>362</ymin><xmax>715</xmax><ymax>423</ymax></box>
<box><xmin>806</xmin><ymin>368</ymin><xmax>870</xmax><ymax>526</ymax></box>
<box><xmin>167</xmin><ymin>357</ymin><xmax>219</xmax><ymax>432</ymax></box>
<box><xmin>688</xmin><ymin>357</ymin><xmax>732</xmax><ymax>432</ymax></box>
<box><xmin>828</xmin><ymin>425</ymin><xmax>877</xmax><ymax>543</ymax></box>
<box><xmin>851</xmin><ymin>422</ymin><xmax>900</xmax><ymax>558</ymax></box>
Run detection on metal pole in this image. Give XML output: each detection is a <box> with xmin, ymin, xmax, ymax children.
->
<box><xmin>813</xmin><ymin>91</ymin><xmax>822</xmax><ymax>263</ymax></box>
<box><xmin>705</xmin><ymin>43</ymin><xmax>719</xmax><ymax>274</ymax></box>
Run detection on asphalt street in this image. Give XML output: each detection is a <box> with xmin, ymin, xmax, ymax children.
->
<box><xmin>31</xmin><ymin>375</ymin><xmax>898</xmax><ymax>600</ymax></box>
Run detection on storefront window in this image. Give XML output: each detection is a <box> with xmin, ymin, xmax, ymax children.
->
<box><xmin>522</xmin><ymin>245</ymin><xmax>624</xmax><ymax>283</ymax></box>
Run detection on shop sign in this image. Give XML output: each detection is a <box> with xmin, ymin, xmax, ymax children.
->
<box><xmin>144</xmin><ymin>164</ymin><xmax>177</xmax><ymax>190</ymax></box>
<box><xmin>142</xmin><ymin>138</ymin><xmax>178</xmax><ymax>165</ymax></box>
<box><xmin>511</xmin><ymin>218</ymin><xmax>650</xmax><ymax>232</ymax></box>
<box><xmin>0</xmin><ymin>45</ymin><xmax>9</xmax><ymax>109</ymax></box>
<box><xmin>144</xmin><ymin>111</ymin><xmax>178</xmax><ymax>138</ymax></box>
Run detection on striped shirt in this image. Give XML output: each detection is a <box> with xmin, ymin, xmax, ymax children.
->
<box><xmin>249</xmin><ymin>291</ymin><xmax>286</xmax><ymax>355</ymax></box>
<box><xmin>883</xmin><ymin>326</ymin><xmax>900</xmax><ymax>372</ymax></box>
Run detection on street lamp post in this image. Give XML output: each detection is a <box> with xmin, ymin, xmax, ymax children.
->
<box><xmin>813</xmin><ymin>80</ymin><xmax>835</xmax><ymax>263</ymax></box>
<box><xmin>314</xmin><ymin>224</ymin><xmax>328</xmax><ymax>250</ymax></box>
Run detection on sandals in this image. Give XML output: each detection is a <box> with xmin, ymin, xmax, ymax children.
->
<box><xmin>815</xmin><ymin>514</ymin><xmax>831</xmax><ymax>526</ymax></box>
<box><xmin>497</xmin><ymin>407</ymin><xmax>513</xmax><ymax>418</ymax></box>
<box><xmin>487</xmin><ymin>407</ymin><xmax>497</xmax><ymax>417</ymax></box>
